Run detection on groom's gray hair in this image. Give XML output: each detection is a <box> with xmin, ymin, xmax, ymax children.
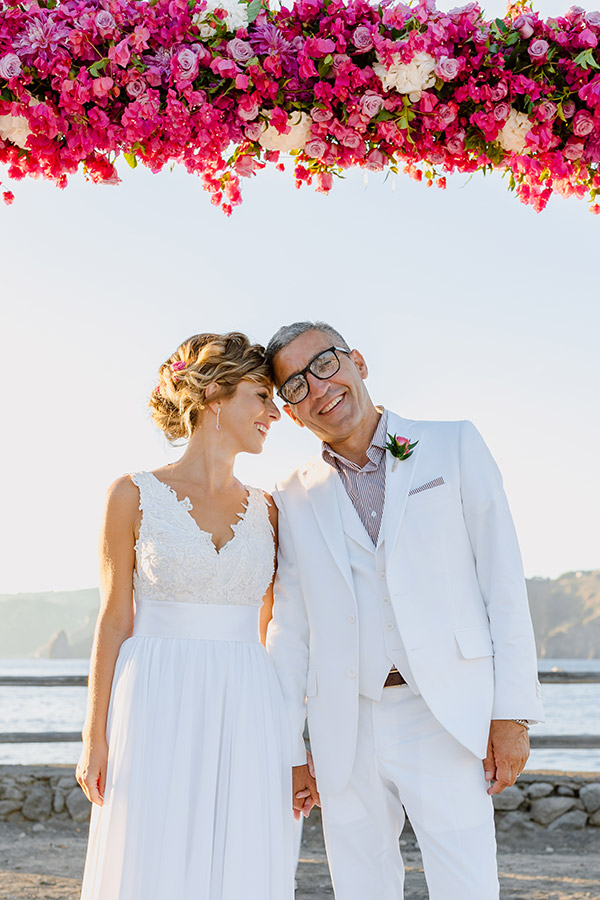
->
<box><xmin>265</xmin><ymin>321</ymin><xmax>350</xmax><ymax>366</ymax></box>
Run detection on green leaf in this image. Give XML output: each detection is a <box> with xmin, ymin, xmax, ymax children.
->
<box><xmin>246</xmin><ymin>0</ymin><xmax>261</xmax><ymax>23</ymax></box>
<box><xmin>123</xmin><ymin>152</ymin><xmax>137</xmax><ymax>169</ymax></box>
<box><xmin>573</xmin><ymin>50</ymin><xmax>589</xmax><ymax>70</ymax></box>
<box><xmin>323</xmin><ymin>54</ymin><xmax>333</xmax><ymax>66</ymax></box>
<box><xmin>494</xmin><ymin>17</ymin><xmax>508</xmax><ymax>33</ymax></box>
<box><xmin>398</xmin><ymin>116</ymin><xmax>408</xmax><ymax>129</ymax></box>
<box><xmin>373</xmin><ymin>110</ymin><xmax>396</xmax><ymax>122</ymax></box>
<box><xmin>89</xmin><ymin>58</ymin><xmax>108</xmax><ymax>77</ymax></box>
<box><xmin>504</xmin><ymin>32</ymin><xmax>519</xmax><ymax>46</ymax></box>
<box><xmin>317</xmin><ymin>60</ymin><xmax>333</xmax><ymax>77</ymax></box>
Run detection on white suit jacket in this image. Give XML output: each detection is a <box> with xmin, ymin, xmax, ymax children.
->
<box><xmin>267</xmin><ymin>413</ymin><xmax>544</xmax><ymax>796</ymax></box>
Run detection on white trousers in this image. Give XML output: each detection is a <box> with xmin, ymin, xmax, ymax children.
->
<box><xmin>320</xmin><ymin>688</ymin><xmax>499</xmax><ymax>900</ymax></box>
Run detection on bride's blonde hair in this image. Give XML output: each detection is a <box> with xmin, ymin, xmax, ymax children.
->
<box><xmin>149</xmin><ymin>332</ymin><xmax>271</xmax><ymax>442</ymax></box>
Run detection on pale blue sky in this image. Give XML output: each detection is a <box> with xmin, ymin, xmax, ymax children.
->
<box><xmin>1</xmin><ymin>0</ymin><xmax>599</xmax><ymax>592</ymax></box>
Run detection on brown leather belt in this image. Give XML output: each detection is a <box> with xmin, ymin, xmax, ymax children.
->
<box><xmin>384</xmin><ymin>667</ymin><xmax>407</xmax><ymax>688</ymax></box>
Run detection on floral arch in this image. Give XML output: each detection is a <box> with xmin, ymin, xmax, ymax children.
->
<box><xmin>1</xmin><ymin>0</ymin><xmax>599</xmax><ymax>213</ymax></box>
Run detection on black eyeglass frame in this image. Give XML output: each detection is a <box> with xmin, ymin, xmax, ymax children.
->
<box><xmin>277</xmin><ymin>346</ymin><xmax>350</xmax><ymax>405</ymax></box>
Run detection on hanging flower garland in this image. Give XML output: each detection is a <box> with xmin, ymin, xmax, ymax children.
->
<box><xmin>1</xmin><ymin>0</ymin><xmax>600</xmax><ymax>213</ymax></box>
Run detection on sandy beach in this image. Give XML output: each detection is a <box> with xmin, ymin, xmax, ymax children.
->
<box><xmin>1</xmin><ymin>810</ymin><xmax>598</xmax><ymax>900</ymax></box>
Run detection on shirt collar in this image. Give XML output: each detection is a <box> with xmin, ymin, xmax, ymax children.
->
<box><xmin>322</xmin><ymin>408</ymin><xmax>388</xmax><ymax>472</ymax></box>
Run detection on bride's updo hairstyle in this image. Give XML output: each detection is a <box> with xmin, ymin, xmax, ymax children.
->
<box><xmin>149</xmin><ymin>332</ymin><xmax>271</xmax><ymax>443</ymax></box>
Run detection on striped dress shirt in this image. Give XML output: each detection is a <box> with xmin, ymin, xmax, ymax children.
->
<box><xmin>321</xmin><ymin>409</ymin><xmax>388</xmax><ymax>546</ymax></box>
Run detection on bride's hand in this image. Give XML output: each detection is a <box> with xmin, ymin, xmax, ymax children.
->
<box><xmin>76</xmin><ymin>737</ymin><xmax>109</xmax><ymax>806</ymax></box>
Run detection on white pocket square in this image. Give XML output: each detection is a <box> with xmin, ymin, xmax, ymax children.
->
<box><xmin>409</xmin><ymin>476</ymin><xmax>445</xmax><ymax>496</ymax></box>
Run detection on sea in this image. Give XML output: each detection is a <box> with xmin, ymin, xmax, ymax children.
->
<box><xmin>0</xmin><ymin>658</ymin><xmax>599</xmax><ymax>771</ymax></box>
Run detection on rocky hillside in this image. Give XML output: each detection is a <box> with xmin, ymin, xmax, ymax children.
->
<box><xmin>0</xmin><ymin>572</ymin><xmax>599</xmax><ymax>659</ymax></box>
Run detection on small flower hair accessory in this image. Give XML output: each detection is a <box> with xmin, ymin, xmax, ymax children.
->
<box><xmin>171</xmin><ymin>360</ymin><xmax>186</xmax><ymax>382</ymax></box>
<box><xmin>386</xmin><ymin>434</ymin><xmax>418</xmax><ymax>471</ymax></box>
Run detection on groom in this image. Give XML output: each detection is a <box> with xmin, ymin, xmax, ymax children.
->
<box><xmin>265</xmin><ymin>321</ymin><xmax>544</xmax><ymax>900</ymax></box>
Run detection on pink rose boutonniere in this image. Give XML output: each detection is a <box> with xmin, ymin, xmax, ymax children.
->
<box><xmin>386</xmin><ymin>434</ymin><xmax>418</xmax><ymax>471</ymax></box>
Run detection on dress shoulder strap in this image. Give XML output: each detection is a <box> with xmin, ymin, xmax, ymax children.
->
<box><xmin>129</xmin><ymin>471</ymin><xmax>163</xmax><ymax>511</ymax></box>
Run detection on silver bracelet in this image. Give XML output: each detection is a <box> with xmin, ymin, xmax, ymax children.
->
<box><xmin>512</xmin><ymin>719</ymin><xmax>530</xmax><ymax>730</ymax></box>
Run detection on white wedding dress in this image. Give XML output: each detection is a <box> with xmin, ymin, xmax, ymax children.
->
<box><xmin>80</xmin><ymin>472</ymin><xmax>295</xmax><ymax>900</ymax></box>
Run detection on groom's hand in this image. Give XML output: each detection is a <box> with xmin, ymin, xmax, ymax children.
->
<box><xmin>483</xmin><ymin>719</ymin><xmax>530</xmax><ymax>795</ymax></box>
<box><xmin>292</xmin><ymin>764</ymin><xmax>320</xmax><ymax>820</ymax></box>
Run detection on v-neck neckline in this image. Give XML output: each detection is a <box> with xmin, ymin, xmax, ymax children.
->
<box><xmin>148</xmin><ymin>472</ymin><xmax>252</xmax><ymax>555</ymax></box>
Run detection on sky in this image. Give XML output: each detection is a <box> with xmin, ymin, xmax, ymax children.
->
<box><xmin>1</xmin><ymin>0</ymin><xmax>599</xmax><ymax>594</ymax></box>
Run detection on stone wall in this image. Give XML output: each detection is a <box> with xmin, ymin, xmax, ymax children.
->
<box><xmin>1</xmin><ymin>765</ymin><xmax>600</xmax><ymax>835</ymax></box>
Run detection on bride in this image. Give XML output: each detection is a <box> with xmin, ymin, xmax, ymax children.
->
<box><xmin>76</xmin><ymin>332</ymin><xmax>298</xmax><ymax>899</ymax></box>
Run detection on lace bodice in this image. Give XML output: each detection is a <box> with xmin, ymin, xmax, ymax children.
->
<box><xmin>131</xmin><ymin>472</ymin><xmax>275</xmax><ymax>607</ymax></box>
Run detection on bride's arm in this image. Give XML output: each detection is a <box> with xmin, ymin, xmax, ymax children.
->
<box><xmin>76</xmin><ymin>476</ymin><xmax>139</xmax><ymax>806</ymax></box>
<box><xmin>258</xmin><ymin>494</ymin><xmax>278</xmax><ymax>646</ymax></box>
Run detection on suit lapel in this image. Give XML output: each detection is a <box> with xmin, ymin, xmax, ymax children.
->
<box><xmin>382</xmin><ymin>413</ymin><xmax>422</xmax><ymax>566</ymax></box>
<box><xmin>300</xmin><ymin>458</ymin><xmax>356</xmax><ymax>597</ymax></box>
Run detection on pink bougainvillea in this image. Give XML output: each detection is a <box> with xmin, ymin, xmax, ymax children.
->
<box><xmin>1</xmin><ymin>0</ymin><xmax>600</xmax><ymax>214</ymax></box>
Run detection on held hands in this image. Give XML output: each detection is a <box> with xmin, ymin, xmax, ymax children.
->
<box><xmin>76</xmin><ymin>737</ymin><xmax>109</xmax><ymax>806</ymax></box>
<box><xmin>483</xmin><ymin>720</ymin><xmax>530</xmax><ymax>796</ymax></box>
<box><xmin>292</xmin><ymin>751</ymin><xmax>320</xmax><ymax>820</ymax></box>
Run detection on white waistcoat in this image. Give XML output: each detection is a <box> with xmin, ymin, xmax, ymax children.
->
<box><xmin>334</xmin><ymin>476</ymin><xmax>419</xmax><ymax>700</ymax></box>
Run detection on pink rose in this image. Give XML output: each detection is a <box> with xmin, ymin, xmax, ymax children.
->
<box><xmin>176</xmin><ymin>48</ymin><xmax>199</xmax><ymax>80</ymax></box>
<box><xmin>341</xmin><ymin>129</ymin><xmax>362</xmax><ymax>149</ymax></box>
<box><xmin>311</xmin><ymin>106</ymin><xmax>333</xmax><ymax>122</ymax></box>
<box><xmin>332</xmin><ymin>53</ymin><xmax>350</xmax><ymax>71</ymax></box>
<box><xmin>393</xmin><ymin>436</ymin><xmax>410</xmax><ymax>453</ymax></box>
<box><xmin>493</xmin><ymin>102</ymin><xmax>510</xmax><ymax>121</ymax></box>
<box><xmin>316</xmin><ymin>171</ymin><xmax>333</xmax><ymax>192</ymax></box>
<box><xmin>586</xmin><ymin>10</ymin><xmax>600</xmax><ymax>27</ymax></box>
<box><xmin>528</xmin><ymin>39</ymin><xmax>549</xmax><ymax>62</ymax></box>
<box><xmin>126</xmin><ymin>77</ymin><xmax>146</xmax><ymax>98</ymax></box>
<box><xmin>537</xmin><ymin>100</ymin><xmax>557</xmax><ymax>121</ymax></box>
<box><xmin>244</xmin><ymin>121</ymin><xmax>263</xmax><ymax>141</ymax></box>
<box><xmin>572</xmin><ymin>109</ymin><xmax>594</xmax><ymax>136</ymax></box>
<box><xmin>305</xmin><ymin>137</ymin><xmax>327</xmax><ymax>158</ymax></box>
<box><xmin>437</xmin><ymin>104</ymin><xmax>457</xmax><ymax>126</ymax></box>
<box><xmin>435</xmin><ymin>56</ymin><xmax>461</xmax><ymax>81</ymax></box>
<box><xmin>228</xmin><ymin>38</ymin><xmax>254</xmax><ymax>63</ymax></box>
<box><xmin>364</xmin><ymin>149</ymin><xmax>385</xmax><ymax>170</ymax></box>
<box><xmin>95</xmin><ymin>10</ymin><xmax>115</xmax><ymax>34</ymax></box>
<box><xmin>446</xmin><ymin>131</ymin><xmax>465</xmax><ymax>154</ymax></box>
<box><xmin>360</xmin><ymin>91</ymin><xmax>384</xmax><ymax>118</ymax></box>
<box><xmin>513</xmin><ymin>15</ymin><xmax>535</xmax><ymax>39</ymax></box>
<box><xmin>0</xmin><ymin>54</ymin><xmax>22</xmax><ymax>80</ymax></box>
<box><xmin>562</xmin><ymin>100</ymin><xmax>576</xmax><ymax>118</ymax></box>
<box><xmin>238</xmin><ymin>96</ymin><xmax>259</xmax><ymax>121</ymax></box>
<box><xmin>490</xmin><ymin>81</ymin><xmax>508</xmax><ymax>101</ymax></box>
<box><xmin>564</xmin><ymin>137</ymin><xmax>584</xmax><ymax>159</ymax></box>
<box><xmin>352</xmin><ymin>26</ymin><xmax>373</xmax><ymax>52</ymax></box>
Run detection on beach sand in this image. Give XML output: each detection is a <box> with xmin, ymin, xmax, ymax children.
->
<box><xmin>0</xmin><ymin>813</ymin><xmax>599</xmax><ymax>899</ymax></box>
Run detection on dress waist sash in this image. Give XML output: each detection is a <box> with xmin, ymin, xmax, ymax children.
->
<box><xmin>132</xmin><ymin>599</ymin><xmax>260</xmax><ymax>642</ymax></box>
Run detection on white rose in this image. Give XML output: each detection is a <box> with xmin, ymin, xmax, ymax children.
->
<box><xmin>497</xmin><ymin>108</ymin><xmax>532</xmax><ymax>153</ymax></box>
<box><xmin>192</xmin><ymin>0</ymin><xmax>248</xmax><ymax>35</ymax></box>
<box><xmin>0</xmin><ymin>113</ymin><xmax>32</xmax><ymax>149</ymax></box>
<box><xmin>373</xmin><ymin>51</ymin><xmax>436</xmax><ymax>94</ymax></box>
<box><xmin>259</xmin><ymin>112</ymin><xmax>312</xmax><ymax>152</ymax></box>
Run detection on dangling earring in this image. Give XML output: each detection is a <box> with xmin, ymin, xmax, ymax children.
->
<box><xmin>216</xmin><ymin>407</ymin><xmax>221</xmax><ymax>431</ymax></box>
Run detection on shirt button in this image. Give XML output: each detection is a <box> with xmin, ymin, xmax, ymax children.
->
<box><xmin>386</xmin><ymin>623</ymin><xmax>394</xmax><ymax>631</ymax></box>
<box><xmin>371</xmin><ymin>510</ymin><xmax>377</xmax><ymax>518</ymax></box>
<box><xmin>379</xmin><ymin>572</ymin><xmax>386</xmax><ymax>580</ymax></box>
<box><xmin>347</xmin><ymin>668</ymin><xmax>357</xmax><ymax>679</ymax></box>
<box><xmin>383</xmin><ymin>597</ymin><xmax>391</xmax><ymax>605</ymax></box>
<box><xmin>347</xmin><ymin>614</ymin><xmax>356</xmax><ymax>624</ymax></box>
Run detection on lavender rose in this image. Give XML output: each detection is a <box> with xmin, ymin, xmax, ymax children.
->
<box><xmin>437</xmin><ymin>104</ymin><xmax>457</xmax><ymax>126</ymax></box>
<box><xmin>528</xmin><ymin>39</ymin><xmax>549</xmax><ymax>62</ymax></box>
<box><xmin>360</xmin><ymin>91</ymin><xmax>384</xmax><ymax>118</ymax></box>
<box><xmin>0</xmin><ymin>54</ymin><xmax>22</xmax><ymax>80</ymax></box>
<box><xmin>176</xmin><ymin>48</ymin><xmax>198</xmax><ymax>79</ymax></box>
<box><xmin>572</xmin><ymin>109</ymin><xmax>594</xmax><ymax>136</ymax></box>
<box><xmin>586</xmin><ymin>10</ymin><xmax>600</xmax><ymax>26</ymax></box>
<box><xmin>244</xmin><ymin>121</ymin><xmax>263</xmax><ymax>141</ymax></box>
<box><xmin>95</xmin><ymin>10</ymin><xmax>115</xmax><ymax>32</ymax></box>
<box><xmin>352</xmin><ymin>26</ymin><xmax>373</xmax><ymax>52</ymax></box>
<box><xmin>446</xmin><ymin>131</ymin><xmax>465</xmax><ymax>154</ymax></box>
<box><xmin>435</xmin><ymin>56</ymin><xmax>461</xmax><ymax>81</ymax></box>
<box><xmin>513</xmin><ymin>14</ymin><xmax>535</xmax><ymax>39</ymax></box>
<box><xmin>304</xmin><ymin>137</ymin><xmax>327</xmax><ymax>158</ymax></box>
<box><xmin>227</xmin><ymin>38</ymin><xmax>254</xmax><ymax>63</ymax></box>
<box><xmin>562</xmin><ymin>100</ymin><xmax>576</xmax><ymax>118</ymax></box>
<box><xmin>341</xmin><ymin>130</ymin><xmax>362</xmax><ymax>149</ymax></box>
<box><xmin>493</xmin><ymin>102</ymin><xmax>511</xmax><ymax>121</ymax></box>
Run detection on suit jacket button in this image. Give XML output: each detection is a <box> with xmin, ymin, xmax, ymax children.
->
<box><xmin>347</xmin><ymin>614</ymin><xmax>356</xmax><ymax>624</ymax></box>
<box><xmin>347</xmin><ymin>668</ymin><xmax>356</xmax><ymax>678</ymax></box>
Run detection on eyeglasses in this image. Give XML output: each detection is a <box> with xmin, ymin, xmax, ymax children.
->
<box><xmin>277</xmin><ymin>346</ymin><xmax>350</xmax><ymax>405</ymax></box>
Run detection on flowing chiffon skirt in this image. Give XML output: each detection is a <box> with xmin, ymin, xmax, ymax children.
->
<box><xmin>80</xmin><ymin>601</ymin><xmax>295</xmax><ymax>900</ymax></box>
